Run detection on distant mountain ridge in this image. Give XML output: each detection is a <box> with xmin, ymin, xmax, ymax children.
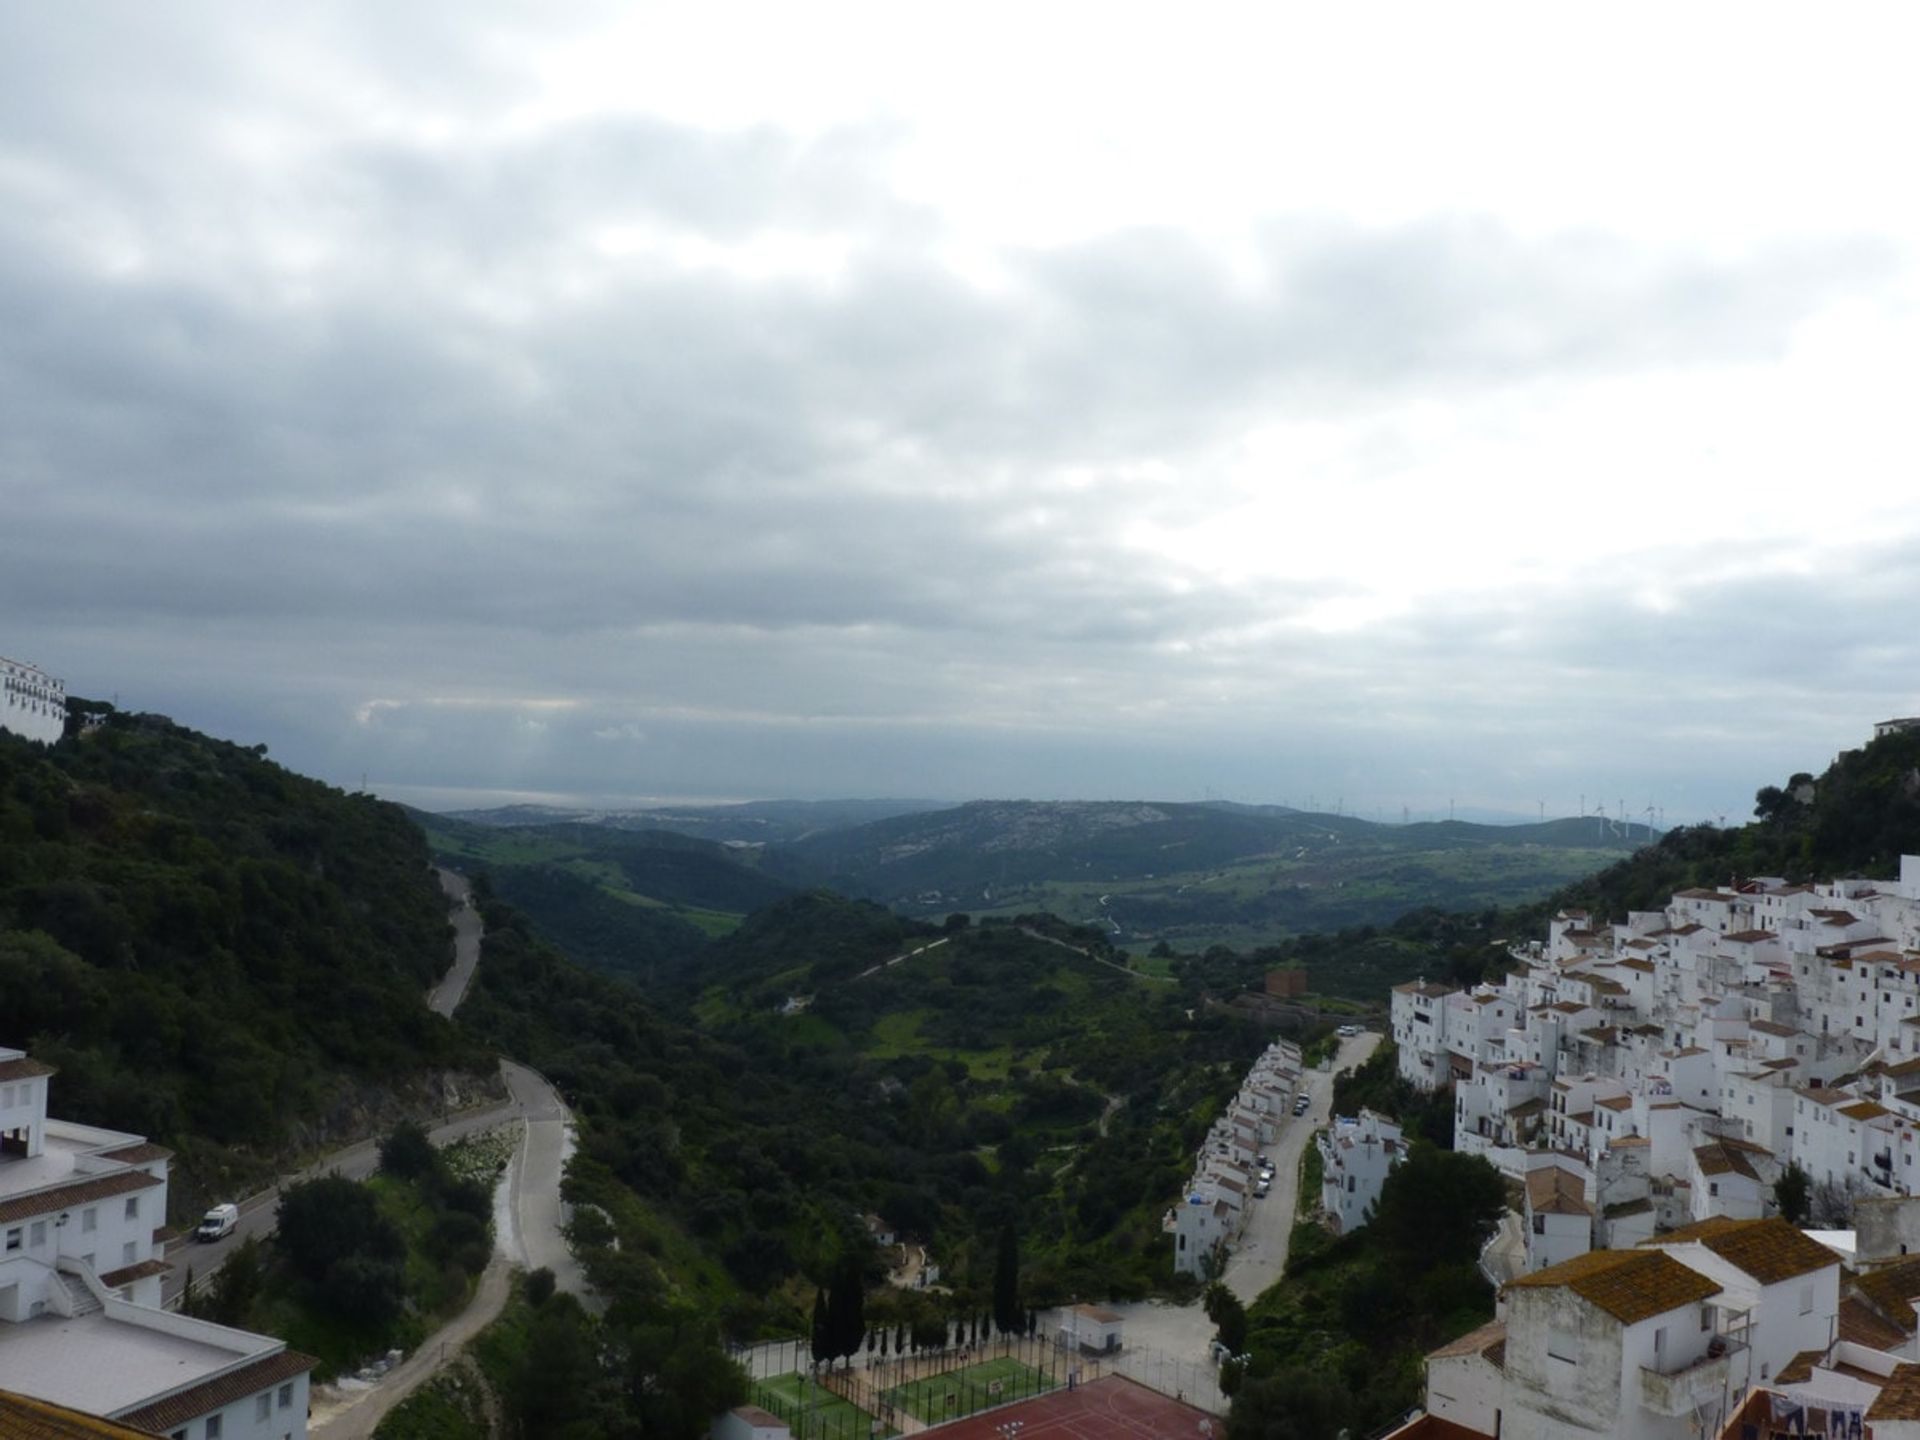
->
<box><xmin>440</xmin><ymin>797</ymin><xmax>948</xmax><ymax>845</ymax></box>
<box><xmin>763</xmin><ymin>798</ymin><xmax>1650</xmax><ymax>904</ymax></box>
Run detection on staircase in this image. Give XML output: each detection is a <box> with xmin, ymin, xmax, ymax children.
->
<box><xmin>56</xmin><ymin>1272</ymin><xmax>103</xmax><ymax>1317</ymax></box>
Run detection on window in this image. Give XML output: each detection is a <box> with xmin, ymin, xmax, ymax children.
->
<box><xmin>1710</xmin><ymin>1182</ymin><xmax>1719</xmax><ymax>1197</ymax></box>
<box><xmin>205</xmin><ymin>1416</ymin><xmax>222</xmax><ymax>1440</ymax></box>
<box><xmin>81</xmin><ymin>1208</ymin><xmax>96</xmax><ymax>1234</ymax></box>
<box><xmin>122</xmin><ymin>1241</ymin><xmax>136</xmax><ymax>1265</ymax></box>
<box><xmin>255</xmin><ymin>1395</ymin><xmax>271</xmax><ymax>1422</ymax></box>
<box><xmin>1800</xmin><ymin>1285</ymin><xmax>1814</xmax><ymax>1316</ymax></box>
<box><xmin>29</xmin><ymin>1221</ymin><xmax>44</xmax><ymax>1248</ymax></box>
<box><xmin>124</xmin><ymin>1197</ymin><xmax>139</xmax><ymax>1221</ymax></box>
<box><xmin>1701</xmin><ymin>1306</ymin><xmax>1713</xmax><ymax>1332</ymax></box>
<box><xmin>3</xmin><ymin>1229</ymin><xmax>19</xmax><ymax>1253</ymax></box>
<box><xmin>277</xmin><ymin>1385</ymin><xmax>293</xmax><ymax>1410</ymax></box>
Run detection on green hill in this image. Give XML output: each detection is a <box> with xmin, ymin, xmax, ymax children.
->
<box><xmin>0</xmin><ymin>711</ymin><xmax>490</xmax><ymax>1207</ymax></box>
<box><xmin>763</xmin><ymin>798</ymin><xmax>1644</xmax><ymax>948</ymax></box>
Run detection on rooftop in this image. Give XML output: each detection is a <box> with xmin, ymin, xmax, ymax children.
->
<box><xmin>1646</xmin><ymin>1217</ymin><xmax>1838</xmax><ymax>1285</ymax></box>
<box><xmin>0</xmin><ymin>1310</ymin><xmax>274</xmax><ymax>1419</ymax></box>
<box><xmin>1505</xmin><ymin>1248</ymin><xmax>1720</xmax><ymax>1324</ymax></box>
<box><xmin>1868</xmin><ymin>1362</ymin><xmax>1920</xmax><ymax>1422</ymax></box>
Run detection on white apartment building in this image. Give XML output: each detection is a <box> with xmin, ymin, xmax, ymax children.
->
<box><xmin>1318</xmin><ymin>1109</ymin><xmax>1406</xmax><ymax>1234</ymax></box>
<box><xmin>0</xmin><ymin>655</ymin><xmax>64</xmax><ymax>745</ymax></box>
<box><xmin>0</xmin><ymin>1047</ymin><xmax>314</xmax><ymax>1440</ymax></box>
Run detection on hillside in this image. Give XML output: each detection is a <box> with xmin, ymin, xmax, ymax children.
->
<box><xmin>0</xmin><ymin>711</ymin><xmax>490</xmax><ymax>1207</ymax></box>
<box><xmin>442</xmin><ymin>797</ymin><xmax>948</xmax><ymax>845</ymax></box>
<box><xmin>411</xmin><ymin>810</ymin><xmax>799</xmax><ymax>985</ymax></box>
<box><xmin>763</xmin><ymin>798</ymin><xmax>1645</xmax><ymax>948</ymax></box>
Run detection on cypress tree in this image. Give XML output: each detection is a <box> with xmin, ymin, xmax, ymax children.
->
<box><xmin>992</xmin><ymin>1221</ymin><xmax>1021</xmax><ymax>1334</ymax></box>
<box><xmin>810</xmin><ymin>1289</ymin><xmax>829</xmax><ymax>1369</ymax></box>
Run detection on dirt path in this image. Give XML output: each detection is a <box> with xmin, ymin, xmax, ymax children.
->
<box><xmin>1016</xmin><ymin>927</ymin><xmax>1174</xmax><ymax>983</ymax></box>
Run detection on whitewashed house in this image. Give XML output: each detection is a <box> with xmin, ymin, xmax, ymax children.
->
<box><xmin>1318</xmin><ymin>1110</ymin><xmax>1406</xmax><ymax>1235</ymax></box>
<box><xmin>0</xmin><ymin>1047</ymin><xmax>316</xmax><ymax>1439</ymax></box>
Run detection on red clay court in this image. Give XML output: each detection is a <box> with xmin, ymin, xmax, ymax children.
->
<box><xmin>927</xmin><ymin>1375</ymin><xmax>1221</xmax><ymax>1440</ymax></box>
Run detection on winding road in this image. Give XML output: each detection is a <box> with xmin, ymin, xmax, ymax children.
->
<box><xmin>166</xmin><ymin>868</ymin><xmax>592</xmax><ymax>1436</ymax></box>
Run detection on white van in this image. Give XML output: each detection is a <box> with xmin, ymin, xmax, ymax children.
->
<box><xmin>195</xmin><ymin>1203</ymin><xmax>239</xmax><ymax>1242</ymax></box>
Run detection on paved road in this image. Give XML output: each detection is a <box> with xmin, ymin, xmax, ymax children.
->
<box><xmin>1224</xmin><ymin>1030</ymin><xmax>1381</xmax><ymax>1303</ymax></box>
<box><xmin>854</xmin><ymin>936</ymin><xmax>950</xmax><ymax>979</ymax></box>
<box><xmin>1106</xmin><ymin>1030</ymin><xmax>1384</xmax><ymax>1375</ymax></box>
<box><xmin>428</xmin><ymin>868</ymin><xmax>482</xmax><ymax>1018</ymax></box>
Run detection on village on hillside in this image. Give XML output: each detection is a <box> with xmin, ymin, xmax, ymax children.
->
<box><xmin>1385</xmin><ymin>851</ymin><xmax>1920</xmax><ymax>1438</ymax></box>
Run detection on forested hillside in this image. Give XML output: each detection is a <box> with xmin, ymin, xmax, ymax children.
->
<box><xmin>459</xmin><ymin>886</ymin><xmax>1276</xmax><ymax>1338</ymax></box>
<box><xmin>0</xmin><ymin>712</ymin><xmax>490</xmax><ymax>1206</ymax></box>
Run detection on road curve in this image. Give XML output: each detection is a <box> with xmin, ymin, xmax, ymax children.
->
<box><xmin>428</xmin><ymin>868</ymin><xmax>483</xmax><ymax>1018</ymax></box>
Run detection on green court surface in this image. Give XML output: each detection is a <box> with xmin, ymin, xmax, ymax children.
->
<box><xmin>750</xmin><ymin>1373</ymin><xmax>896</xmax><ymax>1440</ymax></box>
<box><xmin>880</xmin><ymin>1356</ymin><xmax>1059</xmax><ymax>1423</ymax></box>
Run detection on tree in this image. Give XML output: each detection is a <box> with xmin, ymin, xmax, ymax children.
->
<box><xmin>377</xmin><ymin>1121</ymin><xmax>437</xmax><ymax>1182</ymax></box>
<box><xmin>1227</xmin><ymin>1367</ymin><xmax>1355</xmax><ymax>1440</ymax></box>
<box><xmin>827</xmin><ymin>1254</ymin><xmax>866</xmax><ymax>1370</ymax></box>
<box><xmin>992</xmin><ymin>1221</ymin><xmax>1021</xmax><ymax>1334</ymax></box>
<box><xmin>1367</xmin><ymin>1146</ymin><xmax>1505</xmax><ymax>1267</ymax></box>
<box><xmin>527</xmin><ymin>1267</ymin><xmax>558</xmax><ymax>1307</ymax></box>
<box><xmin>1774</xmin><ymin>1161</ymin><xmax>1812</xmax><ymax>1224</ymax></box>
<box><xmin>1204</xmin><ymin>1282</ymin><xmax>1248</xmax><ymax>1355</ymax></box>
<box><xmin>276</xmin><ymin>1176</ymin><xmax>404</xmax><ymax>1284</ymax></box>
<box><xmin>810</xmin><ymin>1289</ymin><xmax>829</xmax><ymax>1370</ymax></box>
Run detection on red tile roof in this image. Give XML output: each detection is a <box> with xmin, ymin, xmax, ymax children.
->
<box><xmin>116</xmin><ymin>1350</ymin><xmax>315</xmax><ymax>1434</ymax></box>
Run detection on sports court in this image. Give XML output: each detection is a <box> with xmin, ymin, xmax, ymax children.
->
<box><xmin>927</xmin><ymin>1375</ymin><xmax>1221</xmax><ymax>1440</ymax></box>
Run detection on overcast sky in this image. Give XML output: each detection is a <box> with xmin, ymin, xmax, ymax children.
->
<box><xmin>5</xmin><ymin>4</ymin><xmax>1919</xmax><ymax>823</ymax></box>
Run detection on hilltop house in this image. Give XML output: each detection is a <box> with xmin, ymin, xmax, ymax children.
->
<box><xmin>1318</xmin><ymin>1109</ymin><xmax>1406</xmax><ymax>1234</ymax></box>
<box><xmin>0</xmin><ymin>1046</ymin><xmax>316</xmax><ymax>1439</ymax></box>
<box><xmin>0</xmin><ymin>655</ymin><xmax>64</xmax><ymax>745</ymax></box>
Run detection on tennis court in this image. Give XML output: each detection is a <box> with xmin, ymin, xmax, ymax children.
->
<box><xmin>926</xmin><ymin>1374</ymin><xmax>1220</xmax><ymax>1440</ymax></box>
<box><xmin>881</xmin><ymin>1355</ymin><xmax>1057</xmax><ymax>1424</ymax></box>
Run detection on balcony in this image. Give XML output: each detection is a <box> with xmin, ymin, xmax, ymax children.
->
<box><xmin>1639</xmin><ymin>1341</ymin><xmax>1743</xmax><ymax>1417</ymax></box>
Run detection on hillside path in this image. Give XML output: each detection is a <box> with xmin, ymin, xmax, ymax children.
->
<box><xmin>1015</xmin><ymin>926</ymin><xmax>1174</xmax><ymax>983</ymax></box>
<box><xmin>854</xmin><ymin>935</ymin><xmax>950</xmax><ymax>979</ymax></box>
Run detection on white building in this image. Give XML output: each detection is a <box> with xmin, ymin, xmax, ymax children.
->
<box><xmin>1500</xmin><ymin>1248</ymin><xmax>1742</xmax><ymax>1440</ymax></box>
<box><xmin>1642</xmin><ymin>1217</ymin><xmax>1840</xmax><ymax>1387</ymax></box>
<box><xmin>1166</xmin><ymin>1039</ymin><xmax>1301</xmax><ymax>1276</ymax></box>
<box><xmin>1523</xmin><ymin>1163</ymin><xmax>1593</xmax><ymax>1273</ymax></box>
<box><xmin>0</xmin><ymin>655</ymin><xmax>64</xmax><ymax>745</ymax></box>
<box><xmin>1318</xmin><ymin>1109</ymin><xmax>1406</xmax><ymax>1235</ymax></box>
<box><xmin>0</xmin><ymin>1047</ymin><xmax>315</xmax><ymax>1439</ymax></box>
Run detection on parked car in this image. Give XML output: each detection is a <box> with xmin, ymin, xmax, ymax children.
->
<box><xmin>195</xmin><ymin>1203</ymin><xmax>239</xmax><ymax>1242</ymax></box>
<box><xmin>1254</xmin><ymin>1179</ymin><xmax>1271</xmax><ymax>1198</ymax></box>
<box><xmin>1293</xmin><ymin>1095</ymin><xmax>1312</xmax><ymax>1115</ymax></box>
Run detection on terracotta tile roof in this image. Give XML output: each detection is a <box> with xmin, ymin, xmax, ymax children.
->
<box><xmin>116</xmin><ymin>1350</ymin><xmax>315</xmax><ymax>1434</ymax></box>
<box><xmin>1775</xmin><ymin>1349</ymin><xmax>1823</xmax><ymax>1385</ymax></box>
<box><xmin>98</xmin><ymin>1257</ymin><xmax>172</xmax><ymax>1288</ymax></box>
<box><xmin>1839</xmin><ymin>1100</ymin><xmax>1892</xmax><ymax>1121</ymax></box>
<box><xmin>1855</xmin><ymin>1257</ymin><xmax>1920</xmax><ymax>1330</ymax></box>
<box><xmin>1692</xmin><ymin>1142</ymin><xmax>1759</xmax><ymax>1180</ymax></box>
<box><xmin>0</xmin><ymin>1391</ymin><xmax>160</xmax><ymax>1439</ymax></box>
<box><xmin>1723</xmin><ymin>929</ymin><xmax>1777</xmax><ymax>944</ymax></box>
<box><xmin>0</xmin><ymin>1169</ymin><xmax>163</xmax><ymax>1228</ymax></box>
<box><xmin>1525</xmin><ymin>1167</ymin><xmax>1591</xmax><ymax>1216</ymax></box>
<box><xmin>0</xmin><ymin>1058</ymin><xmax>55</xmax><ymax>1083</ymax></box>
<box><xmin>1838</xmin><ymin>1295</ymin><xmax>1909</xmax><ymax>1350</ymax></box>
<box><xmin>1749</xmin><ymin>1019</ymin><xmax>1797</xmax><ymax>1037</ymax></box>
<box><xmin>1648</xmin><ymin>1217</ymin><xmax>1837</xmax><ymax>1284</ymax></box>
<box><xmin>1619</xmin><ymin>957</ymin><xmax>1657</xmax><ymax>973</ymax></box>
<box><xmin>1595</xmin><ymin>1094</ymin><xmax>1633</xmax><ymax>1111</ymax></box>
<box><xmin>1380</xmin><ymin>1416</ymin><xmax>1496</xmax><ymax>1440</ymax></box>
<box><xmin>1427</xmin><ymin>1319</ymin><xmax>1508</xmax><ymax>1364</ymax></box>
<box><xmin>1868</xmin><ymin>1362</ymin><xmax>1920</xmax><ymax>1421</ymax></box>
<box><xmin>1505</xmin><ymin>1248</ymin><xmax>1720</xmax><ymax>1324</ymax></box>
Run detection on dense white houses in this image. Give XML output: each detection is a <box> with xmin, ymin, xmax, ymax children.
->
<box><xmin>1317</xmin><ymin>1109</ymin><xmax>1405</xmax><ymax>1234</ymax></box>
<box><xmin>1165</xmin><ymin>1039</ymin><xmax>1301</xmax><ymax>1276</ymax></box>
<box><xmin>0</xmin><ymin>1046</ymin><xmax>315</xmax><ymax>1440</ymax></box>
<box><xmin>0</xmin><ymin>655</ymin><xmax>63</xmax><ymax>745</ymax></box>
<box><xmin>1382</xmin><ymin>843</ymin><xmax>1920</xmax><ymax>1440</ymax></box>
<box><xmin>1391</xmin><ymin>855</ymin><xmax>1920</xmax><ymax>1230</ymax></box>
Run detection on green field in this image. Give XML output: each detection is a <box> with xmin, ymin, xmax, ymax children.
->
<box><xmin>751</xmin><ymin>1373</ymin><xmax>896</xmax><ymax>1440</ymax></box>
<box><xmin>881</xmin><ymin>1357</ymin><xmax>1058</xmax><ymax>1423</ymax></box>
